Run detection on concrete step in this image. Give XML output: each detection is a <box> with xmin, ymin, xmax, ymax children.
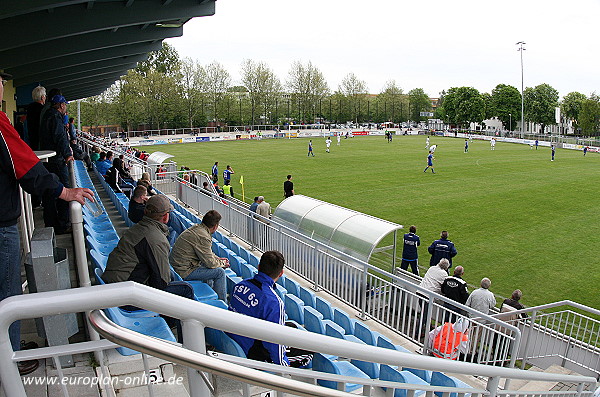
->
<box><xmin>516</xmin><ymin>364</ymin><xmax>577</xmax><ymax>392</ymax></box>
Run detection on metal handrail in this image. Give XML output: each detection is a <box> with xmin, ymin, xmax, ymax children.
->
<box><xmin>88</xmin><ymin>310</ymin><xmax>352</xmax><ymax>397</ymax></box>
<box><xmin>0</xmin><ymin>283</ymin><xmax>595</xmax><ymax>397</ymax></box>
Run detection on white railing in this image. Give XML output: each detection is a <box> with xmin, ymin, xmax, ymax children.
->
<box><xmin>176</xmin><ymin>179</ymin><xmax>521</xmax><ymax>366</ymax></box>
<box><xmin>0</xmin><ymin>283</ymin><xmax>596</xmax><ymax>397</ymax></box>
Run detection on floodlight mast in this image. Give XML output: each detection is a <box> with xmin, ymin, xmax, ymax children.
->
<box><xmin>516</xmin><ymin>41</ymin><xmax>526</xmax><ymax>139</ymax></box>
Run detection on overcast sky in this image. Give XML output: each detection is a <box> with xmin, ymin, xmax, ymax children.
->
<box><xmin>166</xmin><ymin>0</ymin><xmax>599</xmax><ymax>99</ymax></box>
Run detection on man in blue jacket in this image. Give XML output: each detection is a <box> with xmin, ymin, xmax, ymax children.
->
<box><xmin>428</xmin><ymin>230</ymin><xmax>457</xmax><ymax>268</ymax></box>
<box><xmin>400</xmin><ymin>225</ymin><xmax>420</xmax><ymax>275</ymax></box>
<box><xmin>228</xmin><ymin>250</ymin><xmax>312</xmax><ymax>367</ymax></box>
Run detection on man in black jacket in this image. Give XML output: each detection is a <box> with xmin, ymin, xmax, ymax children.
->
<box><xmin>441</xmin><ymin>266</ymin><xmax>469</xmax><ymax>322</ymax></box>
<box><xmin>39</xmin><ymin>94</ymin><xmax>73</xmax><ymax>233</ymax></box>
<box><xmin>1</xmin><ymin>72</ymin><xmax>93</xmax><ymax>374</ymax></box>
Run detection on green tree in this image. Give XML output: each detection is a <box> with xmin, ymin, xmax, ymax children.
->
<box><xmin>240</xmin><ymin>60</ymin><xmax>282</xmax><ymax>126</ymax></box>
<box><xmin>338</xmin><ymin>73</ymin><xmax>368</xmax><ymax>122</ymax></box>
<box><xmin>286</xmin><ymin>61</ymin><xmax>329</xmax><ymax>123</ymax></box>
<box><xmin>523</xmin><ymin>83</ymin><xmax>559</xmax><ymax>133</ymax></box>
<box><xmin>491</xmin><ymin>84</ymin><xmax>521</xmax><ymax>131</ymax></box>
<box><xmin>377</xmin><ymin>80</ymin><xmax>406</xmax><ymax>123</ymax></box>
<box><xmin>204</xmin><ymin>61</ymin><xmax>231</xmax><ymax>124</ymax></box>
<box><xmin>579</xmin><ymin>94</ymin><xmax>600</xmax><ymax>135</ymax></box>
<box><xmin>180</xmin><ymin>58</ymin><xmax>206</xmax><ymax>128</ymax></box>
<box><xmin>560</xmin><ymin>91</ymin><xmax>587</xmax><ymax>131</ymax></box>
<box><xmin>408</xmin><ymin>88</ymin><xmax>431</xmax><ymax>122</ymax></box>
<box><xmin>441</xmin><ymin>87</ymin><xmax>485</xmax><ymax>129</ymax></box>
<box><xmin>136</xmin><ymin>42</ymin><xmax>181</xmax><ymax>78</ymax></box>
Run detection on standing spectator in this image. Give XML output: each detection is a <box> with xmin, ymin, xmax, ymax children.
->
<box><xmin>68</xmin><ymin>117</ymin><xmax>92</xmax><ymax>169</ymax></box>
<box><xmin>501</xmin><ymin>289</ymin><xmax>527</xmax><ymax>319</ymax></box>
<box><xmin>25</xmin><ymin>85</ymin><xmax>46</xmax><ymax>150</ymax></box>
<box><xmin>127</xmin><ymin>185</ymin><xmax>148</xmax><ymax>224</ymax></box>
<box><xmin>400</xmin><ymin>225</ymin><xmax>420</xmax><ymax>275</ymax></box>
<box><xmin>102</xmin><ymin>195</ymin><xmax>196</xmax><ymax>340</ymax></box>
<box><xmin>283</xmin><ymin>174</ymin><xmax>294</xmax><ymax>198</ymax></box>
<box><xmin>228</xmin><ymin>250</ymin><xmax>312</xmax><ymax>367</ymax></box>
<box><xmin>428</xmin><ymin>231</ymin><xmax>457</xmax><ymax>268</ymax></box>
<box><xmin>39</xmin><ymin>94</ymin><xmax>73</xmax><ymax>234</ymax></box>
<box><xmin>441</xmin><ymin>266</ymin><xmax>469</xmax><ymax>321</ymax></box>
<box><xmin>223</xmin><ymin>165</ymin><xmax>234</xmax><ymax>184</ymax></box>
<box><xmin>170</xmin><ymin>210</ymin><xmax>230</xmax><ymax>301</ymax></box>
<box><xmin>212</xmin><ymin>161</ymin><xmax>219</xmax><ymax>183</ymax></box>
<box><xmin>249</xmin><ymin>196</ymin><xmax>259</xmax><ymax>212</ymax></box>
<box><xmin>0</xmin><ymin>71</ymin><xmax>93</xmax><ymax>374</ymax></box>
<box><xmin>222</xmin><ymin>180</ymin><xmax>234</xmax><ymax>197</ymax></box>
<box><xmin>256</xmin><ymin>196</ymin><xmax>271</xmax><ymax>223</ymax></box>
<box><xmin>465</xmin><ymin>278</ymin><xmax>496</xmax><ymax>317</ymax></box>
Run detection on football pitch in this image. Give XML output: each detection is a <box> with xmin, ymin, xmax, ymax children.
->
<box><xmin>148</xmin><ymin>135</ymin><xmax>600</xmax><ymax>309</ymax></box>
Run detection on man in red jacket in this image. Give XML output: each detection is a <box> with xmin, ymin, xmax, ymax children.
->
<box><xmin>0</xmin><ymin>72</ymin><xmax>93</xmax><ymax>374</ymax></box>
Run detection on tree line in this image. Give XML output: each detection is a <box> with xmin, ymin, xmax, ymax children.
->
<box><xmin>80</xmin><ymin>43</ymin><xmax>600</xmax><ymax>135</ymax></box>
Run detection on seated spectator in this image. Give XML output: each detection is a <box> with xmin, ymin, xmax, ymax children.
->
<box><xmin>170</xmin><ymin>210</ymin><xmax>229</xmax><ymax>301</ymax></box>
<box><xmin>200</xmin><ymin>181</ymin><xmax>211</xmax><ymax>196</ymax></box>
<box><xmin>102</xmin><ymin>195</ymin><xmax>196</xmax><ymax>340</ymax></box>
<box><xmin>137</xmin><ymin>172</ymin><xmax>155</xmax><ymax>196</ymax></box>
<box><xmin>228</xmin><ymin>250</ymin><xmax>312</xmax><ymax>367</ymax></box>
<box><xmin>428</xmin><ymin>318</ymin><xmax>470</xmax><ymax>360</ymax></box>
<box><xmin>466</xmin><ymin>278</ymin><xmax>496</xmax><ymax>317</ymax></box>
<box><xmin>90</xmin><ymin>146</ymin><xmax>100</xmax><ymax>162</ymax></box>
<box><xmin>441</xmin><ymin>265</ymin><xmax>469</xmax><ymax>321</ymax></box>
<box><xmin>95</xmin><ymin>152</ymin><xmax>110</xmax><ymax>176</ymax></box>
<box><xmin>420</xmin><ymin>258</ymin><xmax>450</xmax><ymax>296</ymax></box>
<box><xmin>128</xmin><ymin>185</ymin><xmax>147</xmax><ymax>224</ymax></box>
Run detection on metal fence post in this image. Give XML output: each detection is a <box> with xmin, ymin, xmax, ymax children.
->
<box><xmin>182</xmin><ymin>319</ymin><xmax>211</xmax><ymax>397</ymax></box>
<box><xmin>520</xmin><ymin>310</ymin><xmax>537</xmax><ymax>370</ymax></box>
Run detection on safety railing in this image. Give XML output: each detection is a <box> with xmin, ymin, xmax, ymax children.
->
<box><xmin>1</xmin><ymin>283</ymin><xmax>596</xmax><ymax>397</ymax></box>
<box><xmin>490</xmin><ymin>301</ymin><xmax>600</xmax><ymax>377</ymax></box>
<box><xmin>176</xmin><ymin>179</ymin><xmax>522</xmax><ymax>367</ymax></box>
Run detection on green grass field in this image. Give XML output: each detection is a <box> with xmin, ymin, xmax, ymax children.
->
<box><xmin>148</xmin><ymin>135</ymin><xmax>600</xmax><ymax>309</ymax></box>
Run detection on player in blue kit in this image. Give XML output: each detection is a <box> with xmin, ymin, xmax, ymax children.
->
<box><xmin>400</xmin><ymin>225</ymin><xmax>421</xmax><ymax>275</ymax></box>
<box><xmin>424</xmin><ymin>151</ymin><xmax>435</xmax><ymax>173</ymax></box>
<box><xmin>551</xmin><ymin>144</ymin><xmax>555</xmax><ymax>161</ymax></box>
<box><xmin>307</xmin><ymin>140</ymin><xmax>314</xmax><ymax>156</ymax></box>
<box><xmin>464</xmin><ymin>140</ymin><xmax>469</xmax><ymax>153</ymax></box>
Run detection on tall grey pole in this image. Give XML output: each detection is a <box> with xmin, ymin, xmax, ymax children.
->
<box><xmin>516</xmin><ymin>41</ymin><xmax>526</xmax><ymax>138</ymax></box>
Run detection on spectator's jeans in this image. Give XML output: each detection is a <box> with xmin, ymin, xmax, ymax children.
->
<box><xmin>0</xmin><ymin>224</ymin><xmax>22</xmax><ymax>351</ymax></box>
<box><xmin>42</xmin><ymin>161</ymin><xmax>70</xmax><ymax>231</ymax></box>
<box><xmin>184</xmin><ymin>267</ymin><xmax>227</xmax><ymax>301</ymax></box>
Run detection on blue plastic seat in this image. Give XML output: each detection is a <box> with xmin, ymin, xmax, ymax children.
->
<box><xmin>170</xmin><ymin>268</ymin><xmax>218</xmax><ymax>302</ymax></box>
<box><xmin>204</xmin><ymin>299</ymin><xmax>228</xmax><ymax>310</ymax></box>
<box><xmin>285</xmin><ymin>294</ymin><xmax>305</xmax><ymax>324</ymax></box>
<box><xmin>226</xmin><ymin>275</ymin><xmax>243</xmax><ymax>297</ymax></box>
<box><xmin>90</xmin><ymin>249</ymin><xmax>108</xmax><ymax>270</ymax></box>
<box><xmin>350</xmin><ymin>359</ymin><xmax>380</xmax><ymax>379</ymax></box>
<box><xmin>325</xmin><ymin>323</ymin><xmax>364</xmax><ymax>345</ymax></box>
<box><xmin>315</xmin><ymin>296</ymin><xmax>334</xmax><ymax>320</ymax></box>
<box><xmin>304</xmin><ymin>306</ymin><xmax>345</xmax><ymax>336</ymax></box>
<box><xmin>86</xmin><ymin>235</ymin><xmax>117</xmax><ymax>256</ymax></box>
<box><xmin>312</xmin><ymin>353</ymin><xmax>369</xmax><ymax>392</ymax></box>
<box><xmin>238</xmin><ymin>247</ymin><xmax>251</xmax><ymax>264</ymax></box>
<box><xmin>247</xmin><ymin>253</ymin><xmax>259</xmax><ymax>268</ymax></box>
<box><xmin>333</xmin><ymin>308</ymin><xmax>357</xmax><ymax>335</ymax></box>
<box><xmin>379</xmin><ymin>365</ymin><xmax>428</xmax><ymax>397</ymax></box>
<box><xmin>354</xmin><ymin>321</ymin><xmax>386</xmax><ymax>346</ymax></box>
<box><xmin>283</xmin><ymin>277</ymin><xmax>300</xmax><ymax>297</ymax></box>
<box><xmin>240</xmin><ymin>263</ymin><xmax>258</xmax><ymax>280</ymax></box>
<box><xmin>299</xmin><ymin>286</ymin><xmax>316</xmax><ymax>308</ymax></box>
<box><xmin>377</xmin><ymin>336</ymin><xmax>412</xmax><ymax>354</ymax></box>
<box><xmin>430</xmin><ymin>372</ymin><xmax>473</xmax><ymax>397</ymax></box>
<box><xmin>205</xmin><ymin>328</ymin><xmax>246</xmax><ymax>358</ymax></box>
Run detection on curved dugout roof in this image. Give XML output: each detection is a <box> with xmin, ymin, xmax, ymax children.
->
<box><xmin>274</xmin><ymin>195</ymin><xmax>403</xmax><ymax>262</ymax></box>
<box><xmin>0</xmin><ymin>0</ymin><xmax>216</xmax><ymax>101</ymax></box>
<box><xmin>146</xmin><ymin>151</ymin><xmax>174</xmax><ymax>165</ymax></box>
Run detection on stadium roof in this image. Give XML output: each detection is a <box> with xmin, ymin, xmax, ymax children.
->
<box><xmin>0</xmin><ymin>0</ymin><xmax>215</xmax><ymax>101</ymax></box>
<box><xmin>274</xmin><ymin>195</ymin><xmax>403</xmax><ymax>263</ymax></box>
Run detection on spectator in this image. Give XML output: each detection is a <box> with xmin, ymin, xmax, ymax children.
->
<box><xmin>170</xmin><ymin>210</ymin><xmax>230</xmax><ymax>301</ymax></box>
<box><xmin>228</xmin><ymin>250</ymin><xmax>312</xmax><ymax>367</ymax></box>
<box><xmin>441</xmin><ymin>266</ymin><xmax>469</xmax><ymax>321</ymax></box>
<box><xmin>25</xmin><ymin>85</ymin><xmax>46</xmax><ymax>150</ymax></box>
<box><xmin>256</xmin><ymin>196</ymin><xmax>271</xmax><ymax>223</ymax></box>
<box><xmin>428</xmin><ymin>230</ymin><xmax>457</xmax><ymax>268</ymax></box>
<box><xmin>223</xmin><ymin>165</ymin><xmax>234</xmax><ymax>184</ymax></box>
<box><xmin>283</xmin><ymin>174</ymin><xmax>294</xmax><ymax>198</ymax></box>
<box><xmin>212</xmin><ymin>161</ymin><xmax>219</xmax><ymax>183</ymax></box>
<box><xmin>420</xmin><ymin>258</ymin><xmax>450</xmax><ymax>295</ymax></box>
<box><xmin>249</xmin><ymin>196</ymin><xmax>259</xmax><ymax>213</ymax></box>
<box><xmin>102</xmin><ymin>195</ymin><xmax>196</xmax><ymax>340</ymax></box>
<box><xmin>201</xmin><ymin>181</ymin><xmax>211</xmax><ymax>196</ymax></box>
<box><xmin>137</xmin><ymin>172</ymin><xmax>155</xmax><ymax>196</ymax></box>
<box><xmin>90</xmin><ymin>147</ymin><xmax>100</xmax><ymax>162</ymax></box>
<box><xmin>222</xmin><ymin>180</ymin><xmax>234</xmax><ymax>197</ymax></box>
<box><xmin>128</xmin><ymin>185</ymin><xmax>147</xmax><ymax>224</ymax></box>
<box><xmin>400</xmin><ymin>225</ymin><xmax>420</xmax><ymax>275</ymax></box>
<box><xmin>428</xmin><ymin>318</ymin><xmax>470</xmax><ymax>360</ymax></box>
<box><xmin>0</xmin><ymin>71</ymin><xmax>93</xmax><ymax>375</ymax></box>
<box><xmin>39</xmin><ymin>94</ymin><xmax>73</xmax><ymax>234</ymax></box>
<box><xmin>465</xmin><ymin>278</ymin><xmax>496</xmax><ymax>317</ymax></box>
<box><xmin>95</xmin><ymin>151</ymin><xmax>111</xmax><ymax>176</ymax></box>
<box><xmin>501</xmin><ymin>289</ymin><xmax>527</xmax><ymax>319</ymax></box>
